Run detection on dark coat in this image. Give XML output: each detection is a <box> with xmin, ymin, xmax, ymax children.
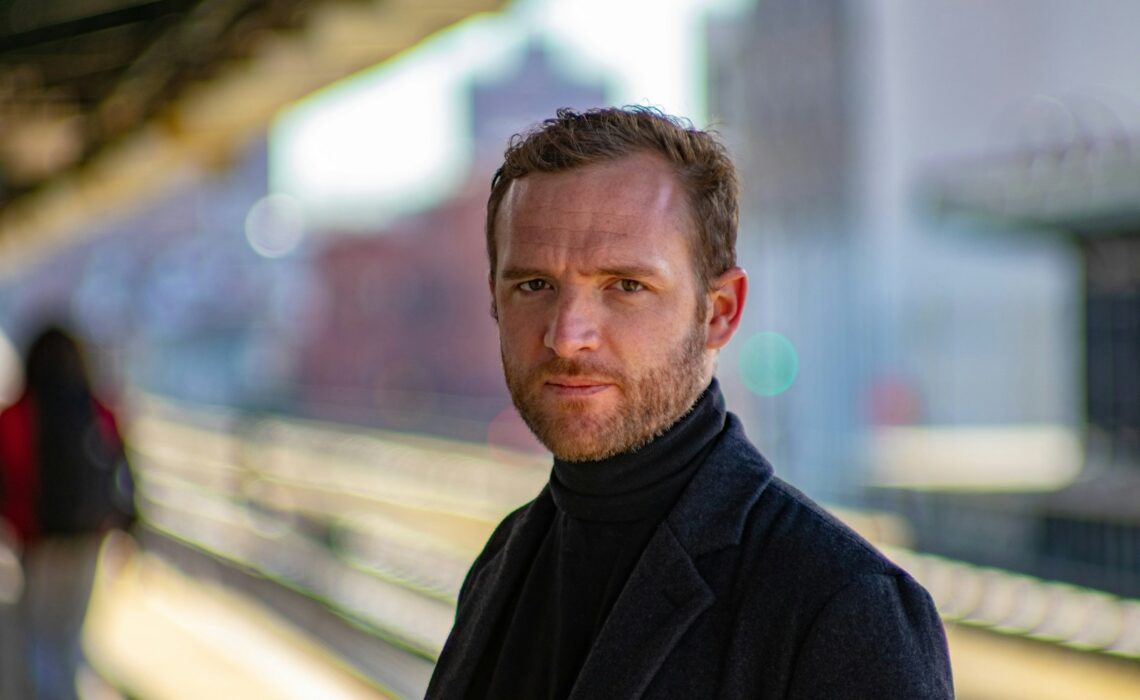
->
<box><xmin>428</xmin><ymin>414</ymin><xmax>954</xmax><ymax>699</ymax></box>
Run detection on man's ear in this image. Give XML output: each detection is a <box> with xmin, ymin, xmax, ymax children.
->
<box><xmin>489</xmin><ymin>274</ymin><xmax>498</xmax><ymax>322</ymax></box>
<box><xmin>705</xmin><ymin>267</ymin><xmax>747</xmax><ymax>350</ymax></box>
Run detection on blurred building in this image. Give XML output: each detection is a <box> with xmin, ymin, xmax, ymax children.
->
<box><xmin>930</xmin><ymin>96</ymin><xmax>1140</xmax><ymax>597</ymax></box>
<box><xmin>295</xmin><ymin>185</ymin><xmax>503</xmax><ymax>439</ymax></box>
<box><xmin>709</xmin><ymin>0</ymin><xmax>1140</xmax><ymax>595</ymax></box>
<box><xmin>0</xmin><ymin>137</ymin><xmax>311</xmax><ymax>410</ymax></box>
<box><xmin>470</xmin><ymin>40</ymin><xmax>608</xmax><ymax>168</ymax></box>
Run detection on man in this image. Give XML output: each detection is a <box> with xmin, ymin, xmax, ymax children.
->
<box><xmin>428</xmin><ymin>107</ymin><xmax>953</xmax><ymax>698</ymax></box>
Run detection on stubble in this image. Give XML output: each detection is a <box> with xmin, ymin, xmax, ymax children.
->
<box><xmin>502</xmin><ymin>318</ymin><xmax>708</xmax><ymax>462</ymax></box>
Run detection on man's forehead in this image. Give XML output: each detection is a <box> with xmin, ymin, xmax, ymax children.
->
<box><xmin>501</xmin><ymin>226</ymin><xmax>664</xmax><ymax>262</ymax></box>
<box><xmin>499</xmin><ymin>157</ymin><xmax>691</xmax><ymax>234</ymax></box>
<box><xmin>508</xmin><ymin>209</ymin><xmax>648</xmax><ymax>233</ymax></box>
<box><xmin>498</xmin><ymin>201</ymin><xmax>688</xmax><ymax>260</ymax></box>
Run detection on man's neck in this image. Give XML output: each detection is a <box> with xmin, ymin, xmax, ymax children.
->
<box><xmin>549</xmin><ymin>379</ymin><xmax>726</xmax><ymax>521</ymax></box>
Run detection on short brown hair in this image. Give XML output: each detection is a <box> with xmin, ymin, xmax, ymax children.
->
<box><xmin>486</xmin><ymin>106</ymin><xmax>739</xmax><ymax>290</ymax></box>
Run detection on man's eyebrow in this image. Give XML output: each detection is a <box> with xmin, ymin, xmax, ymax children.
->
<box><xmin>498</xmin><ymin>264</ymin><xmax>665</xmax><ymax>281</ymax></box>
<box><xmin>498</xmin><ymin>267</ymin><xmax>548</xmax><ymax>281</ymax></box>
<box><xmin>593</xmin><ymin>265</ymin><xmax>663</xmax><ymax>279</ymax></box>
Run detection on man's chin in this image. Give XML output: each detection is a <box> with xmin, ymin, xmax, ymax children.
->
<box><xmin>522</xmin><ymin>411</ymin><xmax>624</xmax><ymax>462</ymax></box>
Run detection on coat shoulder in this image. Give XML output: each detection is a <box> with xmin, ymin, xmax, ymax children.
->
<box><xmin>758</xmin><ymin>476</ymin><xmax>902</xmax><ymax>577</ymax></box>
<box><xmin>694</xmin><ymin>428</ymin><xmax>953</xmax><ymax>697</ymax></box>
<box><xmin>676</xmin><ymin>413</ymin><xmax>901</xmax><ymax>582</ymax></box>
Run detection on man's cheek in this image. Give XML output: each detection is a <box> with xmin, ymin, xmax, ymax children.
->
<box><xmin>501</xmin><ymin>312</ymin><xmax>538</xmax><ymax>340</ymax></box>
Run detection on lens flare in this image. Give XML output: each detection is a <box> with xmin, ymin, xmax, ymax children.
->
<box><xmin>738</xmin><ymin>331</ymin><xmax>798</xmax><ymax>396</ymax></box>
<box><xmin>245</xmin><ymin>193</ymin><xmax>305</xmax><ymax>258</ymax></box>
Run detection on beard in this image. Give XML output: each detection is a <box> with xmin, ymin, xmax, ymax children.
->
<box><xmin>501</xmin><ymin>317</ymin><xmax>709</xmax><ymax>462</ymax></box>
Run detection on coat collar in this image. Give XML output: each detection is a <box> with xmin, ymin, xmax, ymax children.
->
<box><xmin>569</xmin><ymin>413</ymin><xmax>774</xmax><ymax>698</ymax></box>
<box><xmin>666</xmin><ymin>413</ymin><xmax>774</xmax><ymax>557</ymax></box>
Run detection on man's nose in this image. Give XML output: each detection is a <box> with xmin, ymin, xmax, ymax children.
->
<box><xmin>544</xmin><ymin>291</ymin><xmax>601</xmax><ymax>357</ymax></box>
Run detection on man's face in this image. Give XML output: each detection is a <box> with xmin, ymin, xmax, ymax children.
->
<box><xmin>492</xmin><ymin>152</ymin><xmax>713</xmax><ymax>462</ymax></box>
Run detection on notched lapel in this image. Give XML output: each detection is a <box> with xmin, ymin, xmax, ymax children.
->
<box><xmin>569</xmin><ymin>524</ymin><xmax>714</xmax><ymax>700</ymax></box>
<box><xmin>567</xmin><ymin>416</ymin><xmax>772</xmax><ymax>699</ymax></box>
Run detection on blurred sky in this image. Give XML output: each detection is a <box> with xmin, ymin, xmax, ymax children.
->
<box><xmin>271</xmin><ymin>0</ymin><xmax>749</xmax><ymax>228</ymax></box>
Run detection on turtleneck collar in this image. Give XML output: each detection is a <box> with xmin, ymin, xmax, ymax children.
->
<box><xmin>549</xmin><ymin>378</ymin><xmax>727</xmax><ymax>522</ymax></box>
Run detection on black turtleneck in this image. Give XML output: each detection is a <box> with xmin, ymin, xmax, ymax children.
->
<box><xmin>469</xmin><ymin>379</ymin><xmax>728</xmax><ymax>699</ymax></box>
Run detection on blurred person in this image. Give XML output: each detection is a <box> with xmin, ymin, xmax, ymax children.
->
<box><xmin>0</xmin><ymin>325</ymin><xmax>135</xmax><ymax>699</ymax></box>
<box><xmin>427</xmin><ymin>107</ymin><xmax>953</xmax><ymax>698</ymax></box>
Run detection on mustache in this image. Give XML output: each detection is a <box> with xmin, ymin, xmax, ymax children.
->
<box><xmin>535</xmin><ymin>357</ymin><xmax>622</xmax><ymax>381</ymax></box>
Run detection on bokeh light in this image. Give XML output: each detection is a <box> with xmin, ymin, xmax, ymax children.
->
<box><xmin>738</xmin><ymin>331</ymin><xmax>799</xmax><ymax>397</ymax></box>
<box><xmin>245</xmin><ymin>193</ymin><xmax>306</xmax><ymax>259</ymax></box>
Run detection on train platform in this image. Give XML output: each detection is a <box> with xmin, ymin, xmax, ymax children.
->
<box><xmin>71</xmin><ymin>533</ymin><xmax>1140</xmax><ymax>700</ymax></box>
<box><xmin>3</xmin><ymin>395</ymin><xmax>1137</xmax><ymax>699</ymax></box>
<box><xmin>82</xmin><ymin>533</ymin><xmax>390</xmax><ymax>700</ymax></box>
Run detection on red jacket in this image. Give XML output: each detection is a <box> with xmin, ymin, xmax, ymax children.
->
<box><xmin>0</xmin><ymin>392</ymin><xmax>123</xmax><ymax>546</ymax></box>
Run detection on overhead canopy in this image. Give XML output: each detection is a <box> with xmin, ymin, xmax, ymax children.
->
<box><xmin>0</xmin><ymin>0</ymin><xmax>505</xmax><ymax>277</ymax></box>
<box><xmin>930</xmin><ymin>145</ymin><xmax>1140</xmax><ymax>237</ymax></box>
<box><xmin>919</xmin><ymin>87</ymin><xmax>1140</xmax><ymax>237</ymax></box>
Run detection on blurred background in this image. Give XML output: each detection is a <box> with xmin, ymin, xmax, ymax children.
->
<box><xmin>1</xmin><ymin>0</ymin><xmax>1138</xmax><ymax>697</ymax></box>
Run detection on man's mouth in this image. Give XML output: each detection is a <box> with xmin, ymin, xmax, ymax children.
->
<box><xmin>544</xmin><ymin>377</ymin><xmax>614</xmax><ymax>396</ymax></box>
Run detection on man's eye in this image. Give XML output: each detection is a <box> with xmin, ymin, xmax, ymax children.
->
<box><xmin>618</xmin><ymin>279</ymin><xmax>643</xmax><ymax>292</ymax></box>
<box><xmin>519</xmin><ymin>279</ymin><xmax>550</xmax><ymax>292</ymax></box>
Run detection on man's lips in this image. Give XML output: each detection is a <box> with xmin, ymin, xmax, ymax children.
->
<box><xmin>544</xmin><ymin>377</ymin><xmax>614</xmax><ymax>396</ymax></box>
